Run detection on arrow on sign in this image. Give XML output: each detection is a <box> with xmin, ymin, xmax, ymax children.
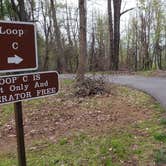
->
<box><xmin>8</xmin><ymin>55</ymin><xmax>23</xmax><ymax>64</ymax></box>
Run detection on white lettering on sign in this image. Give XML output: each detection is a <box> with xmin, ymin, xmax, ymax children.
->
<box><xmin>10</xmin><ymin>84</ymin><xmax>29</xmax><ymax>92</ymax></box>
<box><xmin>37</xmin><ymin>88</ymin><xmax>56</xmax><ymax>96</ymax></box>
<box><xmin>35</xmin><ymin>81</ymin><xmax>48</xmax><ymax>88</ymax></box>
<box><xmin>0</xmin><ymin>77</ymin><xmax>17</xmax><ymax>85</ymax></box>
<box><xmin>0</xmin><ymin>87</ymin><xmax>4</xmax><ymax>93</ymax></box>
<box><xmin>0</xmin><ymin>26</ymin><xmax>24</xmax><ymax>37</ymax></box>
<box><xmin>0</xmin><ymin>71</ymin><xmax>58</xmax><ymax>105</ymax></box>
<box><xmin>0</xmin><ymin>92</ymin><xmax>32</xmax><ymax>103</ymax></box>
<box><xmin>23</xmin><ymin>76</ymin><xmax>28</xmax><ymax>82</ymax></box>
<box><xmin>12</xmin><ymin>42</ymin><xmax>19</xmax><ymax>50</ymax></box>
<box><xmin>33</xmin><ymin>74</ymin><xmax>40</xmax><ymax>81</ymax></box>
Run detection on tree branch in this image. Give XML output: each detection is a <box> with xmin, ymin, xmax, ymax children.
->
<box><xmin>10</xmin><ymin>0</ymin><xmax>20</xmax><ymax>19</ymax></box>
<box><xmin>120</xmin><ymin>7</ymin><xmax>135</xmax><ymax>17</ymax></box>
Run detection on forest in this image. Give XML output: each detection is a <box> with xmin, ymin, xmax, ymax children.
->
<box><xmin>0</xmin><ymin>0</ymin><xmax>165</xmax><ymax>76</ymax></box>
<box><xmin>1</xmin><ymin>0</ymin><xmax>166</xmax><ymax>165</ymax></box>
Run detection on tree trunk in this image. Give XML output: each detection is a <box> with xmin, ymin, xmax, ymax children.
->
<box><xmin>18</xmin><ymin>0</ymin><xmax>28</xmax><ymax>21</ymax></box>
<box><xmin>0</xmin><ymin>0</ymin><xmax>4</xmax><ymax>19</ymax></box>
<box><xmin>113</xmin><ymin>0</ymin><xmax>121</xmax><ymax>70</ymax></box>
<box><xmin>76</xmin><ymin>0</ymin><xmax>87</xmax><ymax>81</ymax></box>
<box><xmin>108</xmin><ymin>0</ymin><xmax>114</xmax><ymax>70</ymax></box>
<box><xmin>50</xmin><ymin>0</ymin><xmax>66</xmax><ymax>73</ymax></box>
<box><xmin>89</xmin><ymin>26</ymin><xmax>95</xmax><ymax>71</ymax></box>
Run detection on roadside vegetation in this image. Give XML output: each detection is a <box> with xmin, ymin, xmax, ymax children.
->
<box><xmin>0</xmin><ymin>79</ymin><xmax>166</xmax><ymax>165</ymax></box>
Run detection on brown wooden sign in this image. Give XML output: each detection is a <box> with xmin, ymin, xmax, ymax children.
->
<box><xmin>0</xmin><ymin>21</ymin><xmax>38</xmax><ymax>72</ymax></box>
<box><xmin>0</xmin><ymin>71</ymin><xmax>58</xmax><ymax>104</ymax></box>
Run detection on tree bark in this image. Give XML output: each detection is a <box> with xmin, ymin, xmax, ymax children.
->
<box><xmin>113</xmin><ymin>0</ymin><xmax>121</xmax><ymax>70</ymax></box>
<box><xmin>108</xmin><ymin>0</ymin><xmax>114</xmax><ymax>70</ymax></box>
<box><xmin>50</xmin><ymin>0</ymin><xmax>66</xmax><ymax>73</ymax></box>
<box><xmin>76</xmin><ymin>0</ymin><xmax>87</xmax><ymax>81</ymax></box>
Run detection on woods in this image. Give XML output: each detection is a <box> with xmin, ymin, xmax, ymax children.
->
<box><xmin>1</xmin><ymin>1</ymin><xmax>166</xmax><ymax>165</ymax></box>
<box><xmin>0</xmin><ymin>0</ymin><xmax>165</xmax><ymax>73</ymax></box>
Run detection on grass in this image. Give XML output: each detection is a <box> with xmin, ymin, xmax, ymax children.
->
<box><xmin>116</xmin><ymin>86</ymin><xmax>151</xmax><ymax>107</ymax></box>
<box><xmin>160</xmin><ymin>118</ymin><xmax>166</xmax><ymax>125</ymax></box>
<box><xmin>0</xmin><ymin>104</ymin><xmax>13</xmax><ymax>126</ymax></box>
<box><xmin>61</xmin><ymin>79</ymin><xmax>74</xmax><ymax>86</ymax></box>
<box><xmin>154</xmin><ymin>148</ymin><xmax>166</xmax><ymax>164</ymax></box>
<box><xmin>136</xmin><ymin>70</ymin><xmax>155</xmax><ymax>77</ymax></box>
<box><xmin>0</xmin><ymin>133</ymin><xmax>132</xmax><ymax>166</ymax></box>
<box><xmin>154</xmin><ymin>133</ymin><xmax>166</xmax><ymax>142</ymax></box>
<box><xmin>0</xmin><ymin>80</ymin><xmax>166</xmax><ymax>165</ymax></box>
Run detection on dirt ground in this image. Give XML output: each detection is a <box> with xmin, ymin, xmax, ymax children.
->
<box><xmin>0</xmin><ymin>83</ymin><xmax>159</xmax><ymax>151</ymax></box>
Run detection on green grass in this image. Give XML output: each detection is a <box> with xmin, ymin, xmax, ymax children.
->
<box><xmin>61</xmin><ymin>79</ymin><xmax>74</xmax><ymax>86</ymax></box>
<box><xmin>160</xmin><ymin>118</ymin><xmax>166</xmax><ymax>125</ymax></box>
<box><xmin>0</xmin><ymin>127</ymin><xmax>161</xmax><ymax>165</ymax></box>
<box><xmin>0</xmin><ymin>84</ymin><xmax>166</xmax><ymax>165</ymax></box>
<box><xmin>0</xmin><ymin>104</ymin><xmax>13</xmax><ymax>126</ymax></box>
<box><xmin>0</xmin><ymin>134</ymin><xmax>116</xmax><ymax>166</ymax></box>
<box><xmin>136</xmin><ymin>70</ymin><xmax>155</xmax><ymax>77</ymax></box>
<box><xmin>117</xmin><ymin>86</ymin><xmax>151</xmax><ymax>107</ymax></box>
<box><xmin>0</xmin><ymin>153</ymin><xmax>17</xmax><ymax>166</ymax></box>
<box><xmin>154</xmin><ymin>133</ymin><xmax>166</xmax><ymax>143</ymax></box>
<box><xmin>0</xmin><ymin>132</ymin><xmax>134</xmax><ymax>166</ymax></box>
<box><xmin>154</xmin><ymin>148</ymin><xmax>166</xmax><ymax>164</ymax></box>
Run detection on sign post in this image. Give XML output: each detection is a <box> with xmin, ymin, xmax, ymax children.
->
<box><xmin>0</xmin><ymin>21</ymin><xmax>59</xmax><ymax>166</ymax></box>
<box><xmin>0</xmin><ymin>21</ymin><xmax>38</xmax><ymax>165</ymax></box>
<box><xmin>14</xmin><ymin>102</ymin><xmax>26</xmax><ymax>166</ymax></box>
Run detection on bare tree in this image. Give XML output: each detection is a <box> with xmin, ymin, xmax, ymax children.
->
<box><xmin>108</xmin><ymin>0</ymin><xmax>114</xmax><ymax>70</ymax></box>
<box><xmin>40</xmin><ymin>0</ymin><xmax>52</xmax><ymax>70</ymax></box>
<box><xmin>76</xmin><ymin>0</ymin><xmax>87</xmax><ymax>81</ymax></box>
<box><xmin>108</xmin><ymin>0</ymin><xmax>134</xmax><ymax>71</ymax></box>
<box><xmin>50</xmin><ymin>0</ymin><xmax>66</xmax><ymax>73</ymax></box>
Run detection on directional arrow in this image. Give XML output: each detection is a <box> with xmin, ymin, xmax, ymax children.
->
<box><xmin>8</xmin><ymin>55</ymin><xmax>23</xmax><ymax>64</ymax></box>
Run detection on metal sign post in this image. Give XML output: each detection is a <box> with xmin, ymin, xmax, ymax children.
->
<box><xmin>14</xmin><ymin>101</ymin><xmax>26</xmax><ymax>166</ymax></box>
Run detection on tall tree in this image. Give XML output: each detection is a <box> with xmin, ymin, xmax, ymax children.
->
<box><xmin>113</xmin><ymin>0</ymin><xmax>122</xmax><ymax>70</ymax></box>
<box><xmin>10</xmin><ymin>0</ymin><xmax>28</xmax><ymax>21</ymax></box>
<box><xmin>50</xmin><ymin>0</ymin><xmax>66</xmax><ymax>73</ymax></box>
<box><xmin>108</xmin><ymin>0</ymin><xmax>114</xmax><ymax>70</ymax></box>
<box><xmin>0</xmin><ymin>0</ymin><xmax>4</xmax><ymax>19</ymax></box>
<box><xmin>40</xmin><ymin>0</ymin><xmax>52</xmax><ymax>70</ymax></box>
<box><xmin>76</xmin><ymin>0</ymin><xmax>87</xmax><ymax>81</ymax></box>
<box><xmin>108</xmin><ymin>0</ymin><xmax>134</xmax><ymax>71</ymax></box>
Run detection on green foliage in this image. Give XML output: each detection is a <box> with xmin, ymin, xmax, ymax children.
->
<box><xmin>111</xmin><ymin>138</ymin><xmax>129</xmax><ymax>159</ymax></box>
<box><xmin>59</xmin><ymin>138</ymin><xmax>68</xmax><ymax>145</ymax></box>
<box><xmin>3</xmin><ymin>0</ymin><xmax>18</xmax><ymax>20</ymax></box>
<box><xmin>0</xmin><ymin>153</ymin><xmax>17</xmax><ymax>166</ymax></box>
<box><xmin>154</xmin><ymin>148</ymin><xmax>166</xmax><ymax>164</ymax></box>
<box><xmin>160</xmin><ymin>118</ymin><xmax>166</xmax><ymax>125</ymax></box>
<box><xmin>63</xmin><ymin>79</ymin><xmax>74</xmax><ymax>86</ymax></box>
<box><xmin>0</xmin><ymin>85</ymin><xmax>165</xmax><ymax>165</ymax></box>
<box><xmin>0</xmin><ymin>104</ymin><xmax>13</xmax><ymax>126</ymax></box>
<box><xmin>154</xmin><ymin>133</ymin><xmax>166</xmax><ymax>142</ymax></box>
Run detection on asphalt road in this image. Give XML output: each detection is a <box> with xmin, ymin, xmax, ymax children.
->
<box><xmin>60</xmin><ymin>74</ymin><xmax>166</xmax><ymax>110</ymax></box>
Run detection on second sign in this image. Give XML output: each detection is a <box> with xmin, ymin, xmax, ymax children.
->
<box><xmin>0</xmin><ymin>71</ymin><xmax>59</xmax><ymax>105</ymax></box>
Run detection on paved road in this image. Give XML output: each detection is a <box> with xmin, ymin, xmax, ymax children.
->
<box><xmin>60</xmin><ymin>74</ymin><xmax>166</xmax><ymax>110</ymax></box>
<box><xmin>109</xmin><ymin>75</ymin><xmax>166</xmax><ymax>109</ymax></box>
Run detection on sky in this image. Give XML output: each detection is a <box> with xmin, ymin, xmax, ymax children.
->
<box><xmin>65</xmin><ymin>0</ymin><xmax>137</xmax><ymax>33</ymax></box>
<box><xmin>65</xmin><ymin>0</ymin><xmax>137</xmax><ymax>18</ymax></box>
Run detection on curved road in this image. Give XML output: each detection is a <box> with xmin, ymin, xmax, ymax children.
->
<box><xmin>60</xmin><ymin>74</ymin><xmax>166</xmax><ymax>110</ymax></box>
<box><xmin>109</xmin><ymin>75</ymin><xmax>166</xmax><ymax>110</ymax></box>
